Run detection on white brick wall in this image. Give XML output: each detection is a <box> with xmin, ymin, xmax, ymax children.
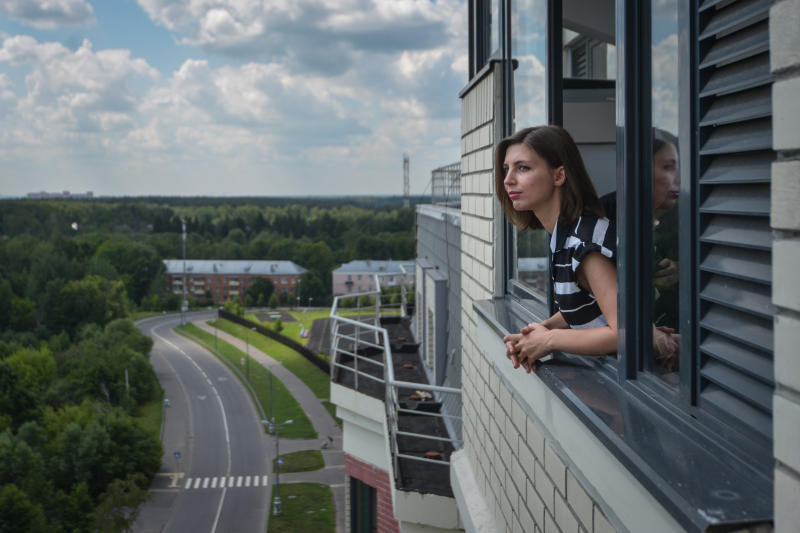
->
<box><xmin>771</xmin><ymin>2</ymin><xmax>800</xmax><ymax>532</ymax></box>
<box><xmin>457</xmin><ymin>67</ymin><xmax>617</xmax><ymax>533</ymax></box>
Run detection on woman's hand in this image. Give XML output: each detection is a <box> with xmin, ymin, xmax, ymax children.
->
<box><xmin>654</xmin><ymin>325</ymin><xmax>680</xmax><ymax>371</ymax></box>
<box><xmin>654</xmin><ymin>258</ymin><xmax>678</xmax><ymax>290</ymax></box>
<box><xmin>503</xmin><ymin>324</ymin><xmax>553</xmax><ymax>373</ymax></box>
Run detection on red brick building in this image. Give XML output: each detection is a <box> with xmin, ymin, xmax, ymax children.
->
<box><xmin>163</xmin><ymin>260</ymin><xmax>306</xmax><ymax>305</ymax></box>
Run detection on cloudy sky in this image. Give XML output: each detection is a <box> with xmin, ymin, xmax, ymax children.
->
<box><xmin>0</xmin><ymin>0</ymin><xmax>467</xmax><ymax>196</ymax></box>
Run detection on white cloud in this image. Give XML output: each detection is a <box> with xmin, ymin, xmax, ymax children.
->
<box><xmin>0</xmin><ymin>0</ymin><xmax>94</xmax><ymax>29</ymax></box>
<box><xmin>652</xmin><ymin>33</ymin><xmax>678</xmax><ymax>135</ymax></box>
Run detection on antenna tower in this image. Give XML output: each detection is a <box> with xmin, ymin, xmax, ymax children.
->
<box><xmin>403</xmin><ymin>153</ymin><xmax>410</xmax><ymax>208</ymax></box>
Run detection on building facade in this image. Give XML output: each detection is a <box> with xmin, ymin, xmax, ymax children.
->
<box><xmin>163</xmin><ymin>259</ymin><xmax>306</xmax><ymax>305</ymax></box>
<box><xmin>332</xmin><ymin>260</ymin><xmax>415</xmax><ymax>297</ymax></box>
<box><xmin>451</xmin><ymin>1</ymin><xmax>798</xmax><ymax>532</ymax></box>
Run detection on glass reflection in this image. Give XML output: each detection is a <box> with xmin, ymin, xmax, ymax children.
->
<box><xmin>512</xmin><ymin>0</ymin><xmax>548</xmax><ymax>298</ymax></box>
<box><xmin>650</xmin><ymin>0</ymin><xmax>680</xmax><ymax>385</ymax></box>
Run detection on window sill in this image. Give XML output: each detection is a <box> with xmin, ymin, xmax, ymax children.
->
<box><xmin>473</xmin><ymin>298</ymin><xmax>772</xmax><ymax>532</ymax></box>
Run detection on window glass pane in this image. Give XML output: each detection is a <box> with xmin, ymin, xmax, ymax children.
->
<box><xmin>491</xmin><ymin>0</ymin><xmax>501</xmax><ymax>57</ymax></box>
<box><xmin>648</xmin><ymin>0</ymin><xmax>681</xmax><ymax>386</ymax></box>
<box><xmin>511</xmin><ymin>0</ymin><xmax>547</xmax><ymax>298</ymax></box>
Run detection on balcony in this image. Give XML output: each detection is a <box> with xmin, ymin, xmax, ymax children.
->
<box><xmin>329</xmin><ymin>274</ymin><xmax>462</xmax><ymax>528</ymax></box>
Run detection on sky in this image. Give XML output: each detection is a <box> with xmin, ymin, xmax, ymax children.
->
<box><xmin>0</xmin><ymin>0</ymin><xmax>467</xmax><ymax>197</ymax></box>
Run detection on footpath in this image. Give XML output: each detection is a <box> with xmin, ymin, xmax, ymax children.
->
<box><xmin>192</xmin><ymin>320</ymin><xmax>345</xmax><ymax>533</ymax></box>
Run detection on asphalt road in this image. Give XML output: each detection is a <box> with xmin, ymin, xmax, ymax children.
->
<box><xmin>133</xmin><ymin>312</ymin><xmax>271</xmax><ymax>533</ymax></box>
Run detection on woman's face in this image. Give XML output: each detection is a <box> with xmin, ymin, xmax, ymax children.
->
<box><xmin>653</xmin><ymin>142</ymin><xmax>679</xmax><ymax>215</ymax></box>
<box><xmin>503</xmin><ymin>143</ymin><xmax>559</xmax><ymax>212</ymax></box>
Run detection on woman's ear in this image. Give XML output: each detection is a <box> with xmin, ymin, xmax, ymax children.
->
<box><xmin>553</xmin><ymin>165</ymin><xmax>566</xmax><ymax>187</ymax></box>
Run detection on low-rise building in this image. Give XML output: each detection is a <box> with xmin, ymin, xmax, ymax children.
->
<box><xmin>163</xmin><ymin>259</ymin><xmax>306</xmax><ymax>305</ymax></box>
<box><xmin>332</xmin><ymin>260</ymin><xmax>414</xmax><ymax>296</ymax></box>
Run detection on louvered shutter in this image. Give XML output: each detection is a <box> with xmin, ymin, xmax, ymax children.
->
<box><xmin>696</xmin><ymin>0</ymin><xmax>775</xmax><ymax>444</ymax></box>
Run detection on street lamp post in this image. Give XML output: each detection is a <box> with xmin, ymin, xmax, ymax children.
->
<box><xmin>181</xmin><ymin>219</ymin><xmax>187</xmax><ymax>326</ymax></box>
<box><xmin>263</xmin><ymin>418</ymin><xmax>293</xmax><ymax>516</ymax></box>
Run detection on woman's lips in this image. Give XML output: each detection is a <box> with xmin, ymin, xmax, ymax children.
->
<box><xmin>669</xmin><ymin>191</ymin><xmax>679</xmax><ymax>199</ymax></box>
<box><xmin>508</xmin><ymin>191</ymin><xmax>521</xmax><ymax>199</ymax></box>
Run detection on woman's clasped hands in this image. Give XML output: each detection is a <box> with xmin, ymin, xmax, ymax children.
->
<box><xmin>503</xmin><ymin>322</ymin><xmax>552</xmax><ymax>374</ymax></box>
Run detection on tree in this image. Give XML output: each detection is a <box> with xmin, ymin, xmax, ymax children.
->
<box><xmin>246</xmin><ymin>278</ymin><xmax>274</xmax><ymax>306</ymax></box>
<box><xmin>9</xmin><ymin>298</ymin><xmax>36</xmax><ymax>332</ymax></box>
<box><xmin>268</xmin><ymin>293</ymin><xmax>279</xmax><ymax>309</ymax></box>
<box><xmin>273</xmin><ymin>318</ymin><xmax>283</xmax><ymax>334</ymax></box>
<box><xmin>0</xmin><ymin>484</ymin><xmax>48</xmax><ymax>533</ymax></box>
<box><xmin>94</xmin><ymin>241</ymin><xmax>162</xmax><ymax>305</ymax></box>
<box><xmin>47</xmin><ymin>276</ymin><xmax>128</xmax><ymax>335</ymax></box>
<box><xmin>91</xmin><ymin>474</ymin><xmax>149</xmax><ymax>533</ymax></box>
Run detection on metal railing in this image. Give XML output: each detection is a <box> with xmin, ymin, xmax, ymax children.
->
<box><xmin>329</xmin><ymin>276</ymin><xmax>461</xmax><ymax>481</ymax></box>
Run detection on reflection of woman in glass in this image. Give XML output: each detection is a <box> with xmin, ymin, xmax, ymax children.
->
<box><xmin>652</xmin><ymin>128</ymin><xmax>680</xmax><ymax>372</ymax></box>
<box><xmin>496</xmin><ymin>126</ymin><xmax>618</xmax><ymax>371</ymax></box>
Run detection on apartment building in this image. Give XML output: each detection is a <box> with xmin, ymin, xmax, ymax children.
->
<box><xmin>164</xmin><ymin>259</ymin><xmax>306</xmax><ymax>305</ymax></box>
<box><xmin>451</xmin><ymin>1</ymin><xmax>798</xmax><ymax>532</ymax></box>
<box><xmin>332</xmin><ymin>260</ymin><xmax>415</xmax><ymax>296</ymax></box>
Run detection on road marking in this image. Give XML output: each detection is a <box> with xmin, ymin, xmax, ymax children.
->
<box><xmin>181</xmin><ymin>475</ymin><xmax>269</xmax><ymax>490</ymax></box>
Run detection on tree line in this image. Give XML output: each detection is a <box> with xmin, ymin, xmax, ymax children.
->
<box><xmin>0</xmin><ymin>198</ymin><xmax>415</xmax><ymax>311</ymax></box>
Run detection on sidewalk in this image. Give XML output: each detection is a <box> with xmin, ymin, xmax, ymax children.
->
<box><xmin>192</xmin><ymin>320</ymin><xmax>345</xmax><ymax>533</ymax></box>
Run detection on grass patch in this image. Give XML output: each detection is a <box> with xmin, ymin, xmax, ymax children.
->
<box><xmin>268</xmin><ymin>483</ymin><xmax>335</xmax><ymax>533</ymax></box>
<box><xmin>176</xmin><ymin>323</ymin><xmax>316</xmax><ymax>439</ymax></box>
<box><xmin>211</xmin><ymin>318</ymin><xmax>331</xmax><ymax>400</ymax></box>
<box><xmin>273</xmin><ymin>450</ymin><xmax>324</xmax><ymax>473</ymax></box>
<box><xmin>134</xmin><ymin>395</ymin><xmax>164</xmax><ymax>439</ymax></box>
<box><xmin>321</xmin><ymin>400</ymin><xmax>341</xmax><ymax>428</ymax></box>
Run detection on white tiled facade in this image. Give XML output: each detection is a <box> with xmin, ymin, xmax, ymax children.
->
<box><xmin>453</xmin><ymin>66</ymin><xmax>621</xmax><ymax>533</ymax></box>
<box><xmin>771</xmin><ymin>1</ymin><xmax>800</xmax><ymax>531</ymax></box>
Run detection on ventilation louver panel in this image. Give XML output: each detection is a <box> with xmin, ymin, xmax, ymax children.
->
<box><xmin>696</xmin><ymin>0</ymin><xmax>775</xmax><ymax>447</ymax></box>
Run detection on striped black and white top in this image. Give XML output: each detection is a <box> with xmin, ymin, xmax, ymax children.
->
<box><xmin>550</xmin><ymin>215</ymin><xmax>616</xmax><ymax>329</ymax></box>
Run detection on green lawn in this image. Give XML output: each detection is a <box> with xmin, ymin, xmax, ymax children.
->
<box><xmin>273</xmin><ymin>450</ymin><xmax>324</xmax><ymax>473</ymax></box>
<box><xmin>176</xmin><ymin>323</ymin><xmax>316</xmax><ymax>439</ymax></box>
<box><xmin>267</xmin><ymin>483</ymin><xmax>335</xmax><ymax>533</ymax></box>
<box><xmin>211</xmin><ymin>318</ymin><xmax>331</xmax><ymax>400</ymax></box>
<box><xmin>134</xmin><ymin>395</ymin><xmax>164</xmax><ymax>439</ymax></box>
<box><xmin>321</xmin><ymin>400</ymin><xmax>341</xmax><ymax>428</ymax></box>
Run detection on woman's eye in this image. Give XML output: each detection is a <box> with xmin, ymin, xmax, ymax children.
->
<box><xmin>519</xmin><ymin>165</ymin><xmax>530</xmax><ymax>172</ymax></box>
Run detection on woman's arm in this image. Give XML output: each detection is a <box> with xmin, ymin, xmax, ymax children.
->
<box><xmin>510</xmin><ymin>252</ymin><xmax>618</xmax><ymax>366</ymax></box>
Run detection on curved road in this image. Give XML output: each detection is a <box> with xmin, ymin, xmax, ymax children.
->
<box><xmin>133</xmin><ymin>313</ymin><xmax>271</xmax><ymax>533</ymax></box>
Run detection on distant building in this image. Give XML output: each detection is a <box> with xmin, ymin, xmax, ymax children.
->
<box><xmin>163</xmin><ymin>259</ymin><xmax>306</xmax><ymax>305</ymax></box>
<box><xmin>26</xmin><ymin>190</ymin><xmax>94</xmax><ymax>199</ymax></box>
<box><xmin>331</xmin><ymin>260</ymin><xmax>414</xmax><ymax>296</ymax></box>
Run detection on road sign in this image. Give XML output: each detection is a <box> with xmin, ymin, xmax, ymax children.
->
<box><xmin>174</xmin><ymin>451</ymin><xmax>181</xmax><ymax>460</ymax></box>
<box><xmin>277</xmin><ymin>457</ymin><xmax>284</xmax><ymax>465</ymax></box>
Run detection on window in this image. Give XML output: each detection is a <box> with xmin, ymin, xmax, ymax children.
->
<box><xmin>498</xmin><ymin>0</ymin><xmax>774</xmax><ymax>477</ymax></box>
<box><xmin>468</xmin><ymin>0</ymin><xmax>500</xmax><ymax>78</ymax></box>
<box><xmin>350</xmin><ymin>478</ymin><xmax>377</xmax><ymax>533</ymax></box>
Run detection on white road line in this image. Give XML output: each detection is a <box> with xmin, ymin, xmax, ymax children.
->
<box><xmin>245</xmin><ymin>476</ymin><xmax>251</xmax><ymax>487</ymax></box>
<box><xmin>236</xmin><ymin>476</ymin><xmax>243</xmax><ymax>487</ymax></box>
<box><xmin>202</xmin><ymin>478</ymin><xmax>209</xmax><ymax>489</ymax></box>
<box><xmin>229</xmin><ymin>476</ymin><xmax>235</xmax><ymax>487</ymax></box>
<box><xmin>185</xmin><ymin>478</ymin><xmax>193</xmax><ymax>489</ymax></box>
<box><xmin>263</xmin><ymin>475</ymin><xmax>268</xmax><ymax>486</ymax></box>
<box><xmin>154</xmin><ymin>329</ymin><xmax>232</xmax><ymax>533</ymax></box>
<box><xmin>211</xmin><ymin>477</ymin><xmax>218</xmax><ymax>488</ymax></box>
<box><xmin>220</xmin><ymin>477</ymin><xmax>226</xmax><ymax>488</ymax></box>
<box><xmin>193</xmin><ymin>478</ymin><xmax>201</xmax><ymax>489</ymax></box>
<box><xmin>252</xmin><ymin>476</ymin><xmax>259</xmax><ymax>487</ymax></box>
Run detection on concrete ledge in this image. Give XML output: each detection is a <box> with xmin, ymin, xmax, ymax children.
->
<box><xmin>331</xmin><ymin>381</ymin><xmax>385</xmax><ymax>425</ymax></box>
<box><xmin>450</xmin><ymin>449</ymin><xmax>496</xmax><ymax>533</ymax></box>
<box><xmin>395</xmin><ymin>489</ymin><xmax>462</xmax><ymax>531</ymax></box>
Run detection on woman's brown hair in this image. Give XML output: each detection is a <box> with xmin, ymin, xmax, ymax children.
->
<box><xmin>494</xmin><ymin>125</ymin><xmax>604</xmax><ymax>231</ymax></box>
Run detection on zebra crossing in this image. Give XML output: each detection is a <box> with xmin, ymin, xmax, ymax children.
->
<box><xmin>183</xmin><ymin>475</ymin><xmax>269</xmax><ymax>490</ymax></box>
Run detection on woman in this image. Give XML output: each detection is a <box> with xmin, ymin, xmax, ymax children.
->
<box><xmin>497</xmin><ymin>126</ymin><xmax>618</xmax><ymax>371</ymax></box>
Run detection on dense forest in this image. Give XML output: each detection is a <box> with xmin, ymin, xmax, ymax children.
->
<box><xmin>0</xmin><ymin>197</ymin><xmax>416</xmax><ymax>310</ymax></box>
<box><xmin>0</xmin><ymin>196</ymin><xmax>415</xmax><ymax>531</ymax></box>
